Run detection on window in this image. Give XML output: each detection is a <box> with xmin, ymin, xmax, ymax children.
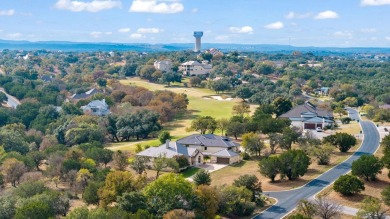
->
<box><xmin>228</xmin><ymin>147</ymin><xmax>232</xmax><ymax>150</ymax></box>
<box><xmin>204</xmin><ymin>147</ymin><xmax>207</xmax><ymax>150</ymax></box>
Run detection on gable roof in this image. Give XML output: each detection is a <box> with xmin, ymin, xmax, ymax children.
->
<box><xmin>136</xmin><ymin>141</ymin><xmax>199</xmax><ymax>158</ymax></box>
<box><xmin>211</xmin><ymin>149</ymin><xmax>239</xmax><ymax>158</ymax></box>
<box><xmin>71</xmin><ymin>88</ymin><xmax>101</xmax><ymax>100</ymax></box>
<box><xmin>86</xmin><ymin>99</ymin><xmax>108</xmax><ymax>108</ymax></box>
<box><xmin>279</xmin><ymin>102</ymin><xmax>333</xmax><ymax>118</ymax></box>
<box><xmin>303</xmin><ymin>116</ymin><xmax>333</xmax><ymax>123</ymax></box>
<box><xmin>177</xmin><ymin>134</ymin><xmax>239</xmax><ymax>148</ymax></box>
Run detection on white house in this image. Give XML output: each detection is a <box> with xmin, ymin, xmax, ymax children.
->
<box><xmin>137</xmin><ymin>140</ymin><xmax>204</xmax><ymax>166</ymax></box>
<box><xmin>177</xmin><ymin>134</ymin><xmax>241</xmax><ymax>164</ymax></box>
<box><xmin>179</xmin><ymin>61</ymin><xmax>212</xmax><ymax>76</ymax></box>
<box><xmin>279</xmin><ymin>102</ymin><xmax>334</xmax><ymax>130</ymax></box>
<box><xmin>154</xmin><ymin>60</ymin><xmax>172</xmax><ymax>72</ymax></box>
<box><xmin>81</xmin><ymin>99</ymin><xmax>110</xmax><ymax>116</ymax></box>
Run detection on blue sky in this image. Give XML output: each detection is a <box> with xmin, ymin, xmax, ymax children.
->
<box><xmin>0</xmin><ymin>0</ymin><xmax>390</xmax><ymax>47</ymax></box>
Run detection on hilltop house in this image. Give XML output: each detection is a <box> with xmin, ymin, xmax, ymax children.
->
<box><xmin>81</xmin><ymin>99</ymin><xmax>110</xmax><ymax>116</ymax></box>
<box><xmin>179</xmin><ymin>61</ymin><xmax>212</xmax><ymax>76</ymax></box>
<box><xmin>153</xmin><ymin>60</ymin><xmax>172</xmax><ymax>72</ymax></box>
<box><xmin>314</xmin><ymin>87</ymin><xmax>330</xmax><ymax>96</ymax></box>
<box><xmin>136</xmin><ymin>140</ymin><xmax>204</xmax><ymax>166</ymax></box>
<box><xmin>177</xmin><ymin>134</ymin><xmax>241</xmax><ymax>164</ymax></box>
<box><xmin>70</xmin><ymin>88</ymin><xmax>101</xmax><ymax>100</ymax></box>
<box><xmin>279</xmin><ymin>101</ymin><xmax>334</xmax><ymax>130</ymax></box>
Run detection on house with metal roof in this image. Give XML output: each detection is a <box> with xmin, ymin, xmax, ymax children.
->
<box><xmin>177</xmin><ymin>134</ymin><xmax>241</xmax><ymax>164</ymax></box>
<box><xmin>70</xmin><ymin>88</ymin><xmax>101</xmax><ymax>100</ymax></box>
<box><xmin>136</xmin><ymin>140</ymin><xmax>204</xmax><ymax>166</ymax></box>
<box><xmin>81</xmin><ymin>99</ymin><xmax>110</xmax><ymax>116</ymax></box>
<box><xmin>279</xmin><ymin>101</ymin><xmax>334</xmax><ymax>130</ymax></box>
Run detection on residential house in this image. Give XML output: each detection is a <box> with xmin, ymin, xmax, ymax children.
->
<box><xmin>177</xmin><ymin>134</ymin><xmax>241</xmax><ymax>164</ymax></box>
<box><xmin>70</xmin><ymin>88</ymin><xmax>101</xmax><ymax>100</ymax></box>
<box><xmin>81</xmin><ymin>99</ymin><xmax>110</xmax><ymax>116</ymax></box>
<box><xmin>154</xmin><ymin>60</ymin><xmax>172</xmax><ymax>72</ymax></box>
<box><xmin>279</xmin><ymin>101</ymin><xmax>334</xmax><ymax>130</ymax></box>
<box><xmin>136</xmin><ymin>140</ymin><xmax>204</xmax><ymax>166</ymax></box>
<box><xmin>179</xmin><ymin>61</ymin><xmax>212</xmax><ymax>76</ymax></box>
<box><xmin>314</xmin><ymin>87</ymin><xmax>330</xmax><ymax>96</ymax></box>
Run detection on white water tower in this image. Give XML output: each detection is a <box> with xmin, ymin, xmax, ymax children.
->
<box><xmin>193</xmin><ymin>31</ymin><xmax>203</xmax><ymax>52</ymax></box>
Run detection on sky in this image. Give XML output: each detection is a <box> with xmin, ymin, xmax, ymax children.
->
<box><xmin>0</xmin><ymin>0</ymin><xmax>390</xmax><ymax>47</ymax></box>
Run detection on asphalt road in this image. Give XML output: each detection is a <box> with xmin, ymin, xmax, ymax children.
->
<box><xmin>0</xmin><ymin>87</ymin><xmax>20</xmax><ymax>109</ymax></box>
<box><xmin>255</xmin><ymin>108</ymin><xmax>380</xmax><ymax>219</ymax></box>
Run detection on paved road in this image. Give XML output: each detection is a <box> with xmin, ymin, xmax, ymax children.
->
<box><xmin>255</xmin><ymin>108</ymin><xmax>380</xmax><ymax>219</ymax></box>
<box><xmin>0</xmin><ymin>87</ymin><xmax>20</xmax><ymax>109</ymax></box>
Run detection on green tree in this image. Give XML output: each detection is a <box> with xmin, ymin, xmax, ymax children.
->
<box><xmin>323</xmin><ymin>132</ymin><xmax>357</xmax><ymax>152</ymax></box>
<box><xmin>26</xmin><ymin>151</ymin><xmax>46</xmax><ymax>171</ymax></box>
<box><xmin>310</xmin><ymin>144</ymin><xmax>334</xmax><ymax>165</ymax></box>
<box><xmin>83</xmin><ymin>181</ymin><xmax>103</xmax><ymax>205</ymax></box>
<box><xmin>112</xmin><ymin>150</ymin><xmax>128</xmax><ymax>171</ymax></box>
<box><xmin>333</xmin><ymin>107</ymin><xmax>347</xmax><ymax>118</ymax></box>
<box><xmin>279</xmin><ymin>150</ymin><xmax>311</xmax><ymax>180</ymax></box>
<box><xmin>296</xmin><ymin>199</ymin><xmax>317</xmax><ymax>218</ymax></box>
<box><xmin>333</xmin><ymin>175</ymin><xmax>365</xmax><ymax>196</ymax></box>
<box><xmin>117</xmin><ymin>191</ymin><xmax>148</xmax><ymax>213</ymax></box>
<box><xmin>216</xmin><ymin>118</ymin><xmax>229</xmax><ymax>136</ymax></box>
<box><xmin>65</xmin><ymin>207</ymin><xmax>89</xmax><ymax>219</ymax></box>
<box><xmin>143</xmin><ymin>173</ymin><xmax>194</xmax><ymax>215</ymax></box>
<box><xmin>158</xmin><ymin>131</ymin><xmax>171</xmax><ymax>144</ymax></box>
<box><xmin>1</xmin><ymin>158</ymin><xmax>26</xmax><ymax>187</ymax></box>
<box><xmin>130</xmin><ymin>156</ymin><xmax>150</xmax><ymax>174</ymax></box>
<box><xmin>241</xmin><ymin>132</ymin><xmax>264</xmax><ymax>156</ymax></box>
<box><xmin>13</xmin><ymin>181</ymin><xmax>47</xmax><ymax>198</ymax></box>
<box><xmin>0</xmin><ymin>92</ymin><xmax>7</xmax><ymax>103</ymax></box>
<box><xmin>272</xmin><ymin>97</ymin><xmax>292</xmax><ymax>116</ymax></box>
<box><xmin>352</xmin><ymin>155</ymin><xmax>383</xmax><ymax>181</ymax></box>
<box><xmin>190</xmin><ymin>116</ymin><xmax>217</xmax><ymax>134</ymax></box>
<box><xmin>15</xmin><ymin>200</ymin><xmax>54</xmax><ymax>219</ymax></box>
<box><xmin>219</xmin><ymin>185</ymin><xmax>256</xmax><ymax>217</ymax></box>
<box><xmin>193</xmin><ymin>169</ymin><xmax>211</xmax><ymax>186</ymax></box>
<box><xmin>259</xmin><ymin>156</ymin><xmax>280</xmax><ymax>182</ymax></box>
<box><xmin>189</xmin><ymin>76</ymin><xmax>202</xmax><ymax>87</ymax></box>
<box><xmin>153</xmin><ymin>155</ymin><xmax>179</xmax><ymax>179</ymax></box>
<box><xmin>381</xmin><ymin>185</ymin><xmax>390</xmax><ymax>206</ymax></box>
<box><xmin>194</xmin><ymin>185</ymin><xmax>220</xmax><ymax>219</ymax></box>
<box><xmin>0</xmin><ymin>196</ymin><xmax>17</xmax><ymax>219</ymax></box>
<box><xmin>280</xmin><ymin>127</ymin><xmax>301</xmax><ymax>150</ymax></box>
<box><xmin>233</xmin><ymin>174</ymin><xmax>262</xmax><ymax>201</ymax></box>
<box><xmin>356</xmin><ymin>197</ymin><xmax>388</xmax><ymax>219</ymax></box>
<box><xmin>98</xmin><ymin>171</ymin><xmax>136</xmax><ymax>207</ymax></box>
<box><xmin>85</xmin><ymin>148</ymin><xmax>113</xmax><ymax>167</ymax></box>
<box><xmin>234</xmin><ymin>86</ymin><xmax>253</xmax><ymax>101</ymax></box>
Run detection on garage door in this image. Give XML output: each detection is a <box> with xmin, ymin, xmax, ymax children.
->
<box><xmin>304</xmin><ymin>123</ymin><xmax>316</xmax><ymax>129</ymax></box>
<box><xmin>316</xmin><ymin>124</ymin><xmax>323</xmax><ymax>128</ymax></box>
<box><xmin>217</xmin><ymin>157</ymin><xmax>230</xmax><ymax>164</ymax></box>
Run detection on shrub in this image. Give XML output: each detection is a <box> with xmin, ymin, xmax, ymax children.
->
<box><xmin>193</xmin><ymin>169</ymin><xmax>211</xmax><ymax>186</ymax></box>
<box><xmin>241</xmin><ymin>152</ymin><xmax>250</xmax><ymax>160</ymax></box>
<box><xmin>333</xmin><ymin>175</ymin><xmax>365</xmax><ymax>196</ymax></box>
<box><xmin>340</xmin><ymin>117</ymin><xmax>352</xmax><ymax>124</ymax></box>
<box><xmin>351</xmin><ymin>155</ymin><xmax>383</xmax><ymax>181</ymax></box>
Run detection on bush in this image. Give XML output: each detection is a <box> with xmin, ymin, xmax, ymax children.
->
<box><xmin>323</xmin><ymin>132</ymin><xmax>356</xmax><ymax>152</ymax></box>
<box><xmin>158</xmin><ymin>131</ymin><xmax>171</xmax><ymax>144</ymax></box>
<box><xmin>193</xmin><ymin>169</ymin><xmax>211</xmax><ymax>186</ymax></box>
<box><xmin>340</xmin><ymin>117</ymin><xmax>352</xmax><ymax>124</ymax></box>
<box><xmin>351</xmin><ymin>155</ymin><xmax>383</xmax><ymax>181</ymax></box>
<box><xmin>333</xmin><ymin>175</ymin><xmax>365</xmax><ymax>196</ymax></box>
<box><xmin>241</xmin><ymin>152</ymin><xmax>250</xmax><ymax>160</ymax></box>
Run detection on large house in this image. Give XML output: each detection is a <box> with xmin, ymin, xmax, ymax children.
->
<box><xmin>179</xmin><ymin>61</ymin><xmax>212</xmax><ymax>76</ymax></box>
<box><xmin>70</xmin><ymin>88</ymin><xmax>101</xmax><ymax>100</ymax></box>
<box><xmin>153</xmin><ymin>60</ymin><xmax>172</xmax><ymax>72</ymax></box>
<box><xmin>177</xmin><ymin>134</ymin><xmax>241</xmax><ymax>164</ymax></box>
<box><xmin>136</xmin><ymin>140</ymin><xmax>204</xmax><ymax>166</ymax></box>
<box><xmin>81</xmin><ymin>99</ymin><xmax>110</xmax><ymax>116</ymax></box>
<box><xmin>280</xmin><ymin>102</ymin><xmax>334</xmax><ymax>130</ymax></box>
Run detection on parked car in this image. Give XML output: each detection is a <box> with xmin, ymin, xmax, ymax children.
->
<box><xmin>316</xmin><ymin>127</ymin><xmax>323</xmax><ymax>132</ymax></box>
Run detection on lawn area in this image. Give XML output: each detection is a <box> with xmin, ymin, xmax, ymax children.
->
<box><xmin>336</xmin><ymin>120</ymin><xmax>361</xmax><ymax>136</ymax></box>
<box><xmin>180</xmin><ymin>167</ymin><xmax>200</xmax><ymax>178</ymax></box>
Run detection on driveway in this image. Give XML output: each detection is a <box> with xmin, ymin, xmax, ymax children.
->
<box><xmin>0</xmin><ymin>87</ymin><xmax>20</xmax><ymax>109</ymax></box>
<box><xmin>197</xmin><ymin>163</ymin><xmax>227</xmax><ymax>173</ymax></box>
<box><xmin>254</xmin><ymin>108</ymin><xmax>380</xmax><ymax>219</ymax></box>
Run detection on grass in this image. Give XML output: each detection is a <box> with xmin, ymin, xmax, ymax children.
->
<box><xmin>180</xmin><ymin>167</ymin><xmax>200</xmax><ymax>178</ymax></box>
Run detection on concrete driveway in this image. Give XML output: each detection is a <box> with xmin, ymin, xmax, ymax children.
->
<box><xmin>197</xmin><ymin>163</ymin><xmax>227</xmax><ymax>173</ymax></box>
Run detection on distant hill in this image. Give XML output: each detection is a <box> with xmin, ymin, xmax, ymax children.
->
<box><xmin>1</xmin><ymin>39</ymin><xmax>390</xmax><ymax>54</ymax></box>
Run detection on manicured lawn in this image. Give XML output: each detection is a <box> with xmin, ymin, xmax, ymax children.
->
<box><xmin>180</xmin><ymin>167</ymin><xmax>201</xmax><ymax>178</ymax></box>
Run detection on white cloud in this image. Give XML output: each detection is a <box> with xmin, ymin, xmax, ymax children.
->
<box><xmin>229</xmin><ymin>26</ymin><xmax>254</xmax><ymax>34</ymax></box>
<box><xmin>136</xmin><ymin>27</ymin><xmax>161</xmax><ymax>33</ymax></box>
<box><xmin>55</xmin><ymin>0</ymin><xmax>122</xmax><ymax>12</ymax></box>
<box><xmin>118</xmin><ymin>28</ymin><xmax>131</xmax><ymax>33</ymax></box>
<box><xmin>264</xmin><ymin>21</ymin><xmax>284</xmax><ymax>30</ymax></box>
<box><xmin>0</xmin><ymin>29</ymin><xmax>3</xmax><ymax>32</ymax></box>
<box><xmin>285</xmin><ymin>11</ymin><xmax>312</xmax><ymax>19</ymax></box>
<box><xmin>129</xmin><ymin>0</ymin><xmax>184</xmax><ymax>14</ymax></box>
<box><xmin>192</xmin><ymin>8</ymin><xmax>198</xmax><ymax>13</ymax></box>
<box><xmin>130</xmin><ymin>33</ymin><xmax>144</xmax><ymax>39</ymax></box>
<box><xmin>0</xmin><ymin>9</ymin><xmax>15</xmax><ymax>16</ymax></box>
<box><xmin>315</xmin><ymin>10</ymin><xmax>339</xmax><ymax>19</ymax></box>
<box><xmin>7</xmin><ymin>33</ymin><xmax>22</xmax><ymax>38</ymax></box>
<box><xmin>361</xmin><ymin>0</ymin><xmax>390</xmax><ymax>6</ymax></box>
<box><xmin>333</xmin><ymin>31</ymin><xmax>353</xmax><ymax>39</ymax></box>
<box><xmin>385</xmin><ymin>36</ymin><xmax>390</xmax><ymax>40</ymax></box>
<box><xmin>360</xmin><ymin>28</ymin><xmax>377</xmax><ymax>33</ymax></box>
<box><xmin>105</xmin><ymin>31</ymin><xmax>112</xmax><ymax>35</ymax></box>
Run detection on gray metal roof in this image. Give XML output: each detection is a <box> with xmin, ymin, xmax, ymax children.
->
<box><xmin>211</xmin><ymin>149</ymin><xmax>239</xmax><ymax>158</ymax></box>
<box><xmin>177</xmin><ymin>134</ymin><xmax>239</xmax><ymax>148</ymax></box>
<box><xmin>279</xmin><ymin>102</ymin><xmax>333</xmax><ymax>118</ymax></box>
<box><xmin>136</xmin><ymin>141</ymin><xmax>199</xmax><ymax>158</ymax></box>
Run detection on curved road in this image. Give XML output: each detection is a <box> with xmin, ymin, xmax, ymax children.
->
<box><xmin>0</xmin><ymin>87</ymin><xmax>20</xmax><ymax>109</ymax></box>
<box><xmin>255</xmin><ymin>108</ymin><xmax>380</xmax><ymax>219</ymax></box>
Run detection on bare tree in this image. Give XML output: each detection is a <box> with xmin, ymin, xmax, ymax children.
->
<box><xmin>315</xmin><ymin>196</ymin><xmax>342</xmax><ymax>219</ymax></box>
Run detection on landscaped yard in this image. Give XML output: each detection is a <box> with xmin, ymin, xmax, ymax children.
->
<box><xmin>180</xmin><ymin>167</ymin><xmax>200</xmax><ymax>178</ymax></box>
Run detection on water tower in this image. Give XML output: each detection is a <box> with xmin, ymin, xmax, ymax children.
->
<box><xmin>193</xmin><ymin>31</ymin><xmax>203</xmax><ymax>52</ymax></box>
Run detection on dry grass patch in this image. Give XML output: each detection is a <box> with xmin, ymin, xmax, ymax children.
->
<box><xmin>335</xmin><ymin>120</ymin><xmax>361</xmax><ymax>135</ymax></box>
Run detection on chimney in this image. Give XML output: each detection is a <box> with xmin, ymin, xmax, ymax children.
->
<box><xmin>165</xmin><ymin>139</ymin><xmax>170</xmax><ymax>149</ymax></box>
